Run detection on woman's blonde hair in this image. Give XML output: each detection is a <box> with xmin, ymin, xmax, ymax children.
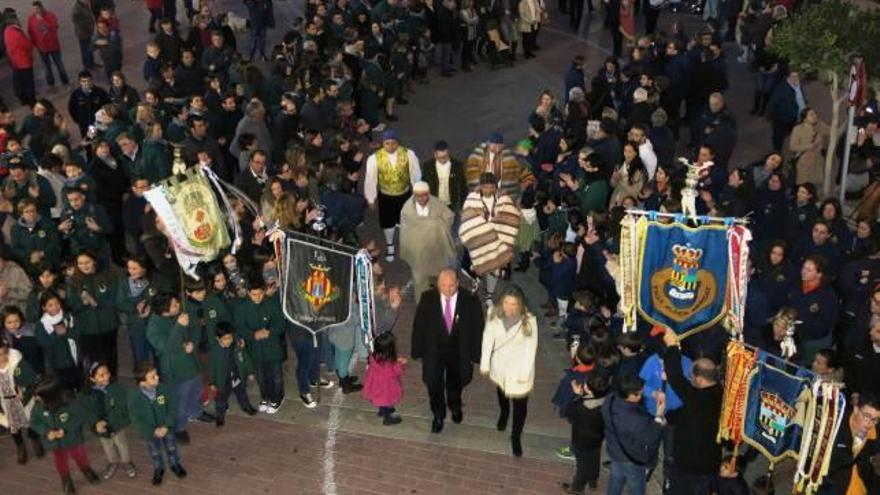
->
<box><xmin>271</xmin><ymin>192</ymin><xmax>303</xmax><ymax>231</ymax></box>
<box><xmin>491</xmin><ymin>285</ymin><xmax>533</xmax><ymax>336</ymax></box>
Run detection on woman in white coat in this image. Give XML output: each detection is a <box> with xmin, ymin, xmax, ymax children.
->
<box><xmin>480</xmin><ymin>285</ymin><xmax>538</xmax><ymax>457</ymax></box>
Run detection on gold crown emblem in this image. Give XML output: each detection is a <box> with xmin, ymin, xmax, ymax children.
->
<box><xmin>672</xmin><ymin>245</ymin><xmax>703</xmax><ymax>268</ymax></box>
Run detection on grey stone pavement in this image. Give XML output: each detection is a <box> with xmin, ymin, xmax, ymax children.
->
<box><xmin>0</xmin><ymin>0</ymin><xmax>831</xmax><ymax>492</ymax></box>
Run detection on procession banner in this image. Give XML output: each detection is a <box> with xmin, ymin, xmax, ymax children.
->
<box><xmin>637</xmin><ymin>218</ymin><xmax>730</xmax><ymax>338</ymax></box>
<box><xmin>741</xmin><ymin>351</ymin><xmax>813</xmax><ymax>463</ymax></box>
<box><xmin>280</xmin><ymin>233</ymin><xmax>355</xmax><ymax>333</ymax></box>
<box><xmin>143</xmin><ymin>166</ymin><xmax>230</xmax><ymax>277</ymax></box>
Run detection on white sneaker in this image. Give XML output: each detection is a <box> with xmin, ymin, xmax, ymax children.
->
<box><xmin>300</xmin><ymin>394</ymin><xmax>317</xmax><ymax>408</ymax></box>
<box><xmin>265</xmin><ymin>402</ymin><xmax>281</xmax><ymax>414</ymax></box>
<box><xmin>258</xmin><ymin>401</ymin><xmax>268</xmax><ymax>412</ymax></box>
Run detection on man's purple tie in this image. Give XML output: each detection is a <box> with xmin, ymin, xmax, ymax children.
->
<box><xmin>444</xmin><ymin>297</ymin><xmax>453</xmax><ymax>335</ymax></box>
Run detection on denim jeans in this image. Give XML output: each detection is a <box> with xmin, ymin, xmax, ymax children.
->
<box><xmin>255</xmin><ymin>360</ymin><xmax>284</xmax><ymax>405</ymax></box>
<box><xmin>172</xmin><ymin>375</ymin><xmax>203</xmax><ymax>432</ymax></box>
<box><xmin>607</xmin><ymin>460</ymin><xmax>648</xmax><ymax>495</ymax></box>
<box><xmin>39</xmin><ymin>50</ymin><xmax>69</xmax><ymax>86</ymax></box>
<box><xmin>437</xmin><ymin>42</ymin><xmax>453</xmax><ymax>74</ymax></box>
<box><xmin>147</xmin><ymin>434</ymin><xmax>180</xmax><ymax>470</ymax></box>
<box><xmin>78</xmin><ymin>37</ymin><xmax>95</xmax><ymax>69</ymax></box>
<box><xmin>128</xmin><ymin>329</ymin><xmax>152</xmax><ymax>369</ymax></box>
<box><xmin>292</xmin><ymin>338</ymin><xmax>318</xmax><ymax>395</ymax></box>
<box><xmin>249</xmin><ymin>28</ymin><xmax>267</xmax><ymax>60</ymax></box>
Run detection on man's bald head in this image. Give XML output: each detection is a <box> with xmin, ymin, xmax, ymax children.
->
<box><xmin>692</xmin><ymin>358</ymin><xmax>719</xmax><ymax>387</ymax></box>
<box><xmin>437</xmin><ymin>269</ymin><xmax>458</xmax><ymax>298</ymax></box>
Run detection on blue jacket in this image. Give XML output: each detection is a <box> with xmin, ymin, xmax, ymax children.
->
<box><xmin>602</xmin><ymin>394</ymin><xmax>663</xmax><ymax>465</ymax></box>
<box><xmin>786</xmin><ymin>285</ymin><xmax>839</xmax><ymax>341</ymax></box>
<box><xmin>639</xmin><ymin>353</ymin><xmax>692</xmax><ymax>416</ymax></box>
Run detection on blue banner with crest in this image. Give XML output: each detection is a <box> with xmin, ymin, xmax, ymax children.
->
<box><xmin>637</xmin><ymin>218</ymin><xmax>730</xmax><ymax>337</ymax></box>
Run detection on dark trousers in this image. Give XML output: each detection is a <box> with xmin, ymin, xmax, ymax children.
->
<box><xmin>645</xmin><ymin>7</ymin><xmax>661</xmax><ymax>34</ymax></box>
<box><xmin>570</xmin><ymin>0</ymin><xmax>586</xmax><ymax>30</ymax></box>
<box><xmin>148</xmin><ymin>8</ymin><xmax>162</xmax><ymax>31</ymax></box>
<box><xmin>249</xmin><ymin>27</ymin><xmax>267</xmax><ymax>60</ymax></box>
<box><xmin>611</xmin><ymin>28</ymin><xmax>623</xmax><ymax>58</ymax></box>
<box><xmin>12</xmin><ymin>429</ymin><xmax>40</xmax><ymax>446</ymax></box>
<box><xmin>771</xmin><ymin>120</ymin><xmax>794</xmax><ymax>151</ymax></box>
<box><xmin>438</xmin><ymin>42</ymin><xmax>454</xmax><ymax>74</ymax></box>
<box><xmin>668</xmin><ymin>465</ymin><xmax>714</xmax><ymax>495</ymax></box>
<box><xmin>461</xmin><ymin>39</ymin><xmax>476</xmax><ymax>69</ymax></box>
<box><xmin>80</xmin><ymin>331</ymin><xmax>119</xmax><ymax>377</ymax></box>
<box><xmin>293</xmin><ymin>337</ymin><xmax>318</xmax><ymax>394</ymax></box>
<box><xmin>496</xmin><ymin>387</ymin><xmax>528</xmax><ymax>439</ymax></box>
<box><xmin>77</xmin><ymin>37</ymin><xmax>95</xmax><ymax>70</ymax></box>
<box><xmin>38</xmin><ymin>51</ymin><xmax>69</xmax><ymax>86</ymax></box>
<box><xmin>522</xmin><ymin>31</ymin><xmax>537</xmax><ymax>56</ymax></box>
<box><xmin>378</xmin><ymin>406</ymin><xmax>396</xmax><ymax>417</ymax></box>
<box><xmin>215</xmin><ymin>372</ymin><xmax>252</xmax><ymax>416</ymax></box>
<box><xmin>255</xmin><ymin>360</ymin><xmax>284</xmax><ymax>404</ymax></box>
<box><xmin>163</xmin><ymin>0</ymin><xmax>177</xmax><ymax>23</ymax></box>
<box><xmin>426</xmin><ymin>351</ymin><xmax>463</xmax><ymax>419</ymax></box>
<box><xmin>12</xmin><ymin>68</ymin><xmax>36</xmax><ymax>106</ymax></box>
<box><xmin>56</xmin><ymin>365</ymin><xmax>84</xmax><ymax>392</ymax></box>
<box><xmin>571</xmin><ymin>445</ymin><xmax>601</xmax><ymax>491</ymax></box>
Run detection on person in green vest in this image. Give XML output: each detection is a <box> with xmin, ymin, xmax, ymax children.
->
<box><xmin>115</xmin><ymin>256</ymin><xmax>158</xmax><ymax>373</ymax></box>
<box><xmin>127</xmin><ymin>365</ymin><xmax>187</xmax><ymax>486</ymax></box>
<box><xmin>0</xmin><ymin>339</ymin><xmax>43</xmax><ymax>465</ymax></box>
<box><xmin>35</xmin><ymin>291</ymin><xmax>84</xmax><ymax>392</ymax></box>
<box><xmin>66</xmin><ymin>251</ymin><xmax>119</xmax><ymax>375</ymax></box>
<box><xmin>207</xmin><ymin>322</ymin><xmax>257</xmax><ymax>426</ymax></box>
<box><xmin>30</xmin><ymin>377</ymin><xmax>100</xmax><ymax>494</ymax></box>
<box><xmin>235</xmin><ymin>276</ymin><xmax>286</xmax><ymax>414</ymax></box>
<box><xmin>81</xmin><ymin>362</ymin><xmax>136</xmax><ymax>480</ymax></box>
<box><xmin>9</xmin><ymin>198</ymin><xmax>62</xmax><ymax>276</ymax></box>
<box><xmin>146</xmin><ymin>293</ymin><xmax>215</xmax><ymax>445</ymax></box>
<box><xmin>183</xmin><ymin>277</ymin><xmax>232</xmax><ymax>354</ymax></box>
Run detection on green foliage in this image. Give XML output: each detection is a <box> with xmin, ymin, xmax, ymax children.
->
<box><xmin>771</xmin><ymin>0</ymin><xmax>880</xmax><ymax>85</ymax></box>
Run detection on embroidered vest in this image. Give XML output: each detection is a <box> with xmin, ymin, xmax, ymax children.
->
<box><xmin>376</xmin><ymin>147</ymin><xmax>411</xmax><ymax>196</ymax></box>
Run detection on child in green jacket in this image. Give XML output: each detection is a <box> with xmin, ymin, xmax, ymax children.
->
<box><xmin>127</xmin><ymin>366</ymin><xmax>188</xmax><ymax>486</ymax></box>
<box><xmin>30</xmin><ymin>377</ymin><xmax>100</xmax><ymax>494</ymax></box>
<box><xmin>82</xmin><ymin>362</ymin><xmax>136</xmax><ymax>480</ymax></box>
<box><xmin>235</xmin><ymin>276</ymin><xmax>286</xmax><ymax>414</ymax></box>
<box><xmin>36</xmin><ymin>291</ymin><xmax>84</xmax><ymax>392</ymax></box>
<box><xmin>207</xmin><ymin>322</ymin><xmax>257</xmax><ymax>426</ymax></box>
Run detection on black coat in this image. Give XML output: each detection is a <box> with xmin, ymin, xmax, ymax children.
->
<box><xmin>67</xmin><ymin>87</ymin><xmax>111</xmax><ymax>133</ymax></box>
<box><xmin>820</xmin><ymin>406</ymin><xmax>880</xmax><ymax>495</ymax></box>
<box><xmin>420</xmin><ymin>158</ymin><xmax>469</xmax><ymax>212</ymax></box>
<box><xmin>411</xmin><ymin>288</ymin><xmax>484</xmax><ymax>387</ymax></box>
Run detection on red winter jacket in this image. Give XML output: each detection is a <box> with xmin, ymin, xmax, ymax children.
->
<box><xmin>3</xmin><ymin>25</ymin><xmax>34</xmax><ymax>70</ymax></box>
<box><xmin>27</xmin><ymin>11</ymin><xmax>61</xmax><ymax>53</ymax></box>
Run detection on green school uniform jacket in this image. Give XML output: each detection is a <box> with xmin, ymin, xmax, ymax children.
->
<box><xmin>80</xmin><ymin>382</ymin><xmax>131</xmax><ymax>435</ymax></box>
<box><xmin>9</xmin><ymin>217</ymin><xmax>61</xmax><ymax>274</ymax></box>
<box><xmin>235</xmin><ymin>298</ymin><xmax>285</xmax><ymax>364</ymax></box>
<box><xmin>206</xmin><ymin>341</ymin><xmax>254</xmax><ymax>388</ymax></box>
<box><xmin>115</xmin><ymin>277</ymin><xmax>158</xmax><ymax>343</ymax></box>
<box><xmin>186</xmin><ymin>294</ymin><xmax>232</xmax><ymax>339</ymax></box>
<box><xmin>574</xmin><ymin>180</ymin><xmax>610</xmax><ymax>214</ymax></box>
<box><xmin>35</xmin><ymin>321</ymin><xmax>81</xmax><ymax>371</ymax></box>
<box><xmin>30</xmin><ymin>400</ymin><xmax>87</xmax><ymax>451</ymax></box>
<box><xmin>67</xmin><ymin>274</ymin><xmax>118</xmax><ymax>336</ymax></box>
<box><xmin>146</xmin><ymin>314</ymin><xmax>200</xmax><ymax>384</ymax></box>
<box><xmin>127</xmin><ymin>385</ymin><xmax>176</xmax><ymax>440</ymax></box>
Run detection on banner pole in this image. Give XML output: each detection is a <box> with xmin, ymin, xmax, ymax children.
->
<box><xmin>313</xmin><ymin>332</ymin><xmax>321</xmax><ymax>405</ymax></box>
<box><xmin>625</xmin><ymin>209</ymin><xmax>749</xmax><ymax>225</ymax></box>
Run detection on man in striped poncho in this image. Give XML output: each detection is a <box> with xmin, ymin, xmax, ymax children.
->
<box><xmin>458</xmin><ymin>172</ymin><xmax>521</xmax><ymax>305</ymax></box>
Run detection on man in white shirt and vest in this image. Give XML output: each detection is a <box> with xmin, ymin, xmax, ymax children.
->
<box><xmin>364</xmin><ymin>129</ymin><xmax>421</xmax><ymax>262</ymax></box>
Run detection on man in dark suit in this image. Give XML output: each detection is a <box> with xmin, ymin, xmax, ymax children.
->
<box><xmin>767</xmin><ymin>69</ymin><xmax>806</xmax><ymax>152</ymax></box>
<box><xmin>234</xmin><ymin>149</ymin><xmax>269</xmax><ymax>204</ymax></box>
<box><xmin>420</xmin><ymin>141</ymin><xmax>469</xmax><ymax>213</ymax></box>
<box><xmin>412</xmin><ymin>268</ymin><xmax>485</xmax><ymax>433</ymax></box>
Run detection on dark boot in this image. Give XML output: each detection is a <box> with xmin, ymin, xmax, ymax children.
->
<box><xmin>497</xmin><ymin>410</ymin><xmax>509</xmax><ymax>431</ymax></box>
<box><xmin>170</xmin><ymin>463</ymin><xmax>188</xmax><ymax>479</ymax></box>
<box><xmin>511</xmin><ymin>435</ymin><xmax>523</xmax><ymax>457</ymax></box>
<box><xmin>750</xmin><ymin>91</ymin><xmax>763</xmax><ymax>115</ymax></box>
<box><xmin>82</xmin><ymin>467</ymin><xmax>100</xmax><ymax>484</ymax></box>
<box><xmin>16</xmin><ymin>442</ymin><xmax>27</xmax><ymax>464</ymax></box>
<box><xmin>152</xmin><ymin>469</ymin><xmax>164</xmax><ymax>486</ymax></box>
<box><xmin>340</xmin><ymin>377</ymin><xmax>363</xmax><ymax>394</ymax></box>
<box><xmin>31</xmin><ymin>436</ymin><xmax>45</xmax><ymax>458</ymax></box>
<box><xmin>61</xmin><ymin>475</ymin><xmax>76</xmax><ymax>494</ymax></box>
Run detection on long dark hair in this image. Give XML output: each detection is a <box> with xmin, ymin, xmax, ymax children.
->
<box><xmin>35</xmin><ymin>376</ymin><xmax>72</xmax><ymax>412</ymax></box>
<box><xmin>372</xmin><ymin>332</ymin><xmax>397</xmax><ymax>364</ymax></box>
